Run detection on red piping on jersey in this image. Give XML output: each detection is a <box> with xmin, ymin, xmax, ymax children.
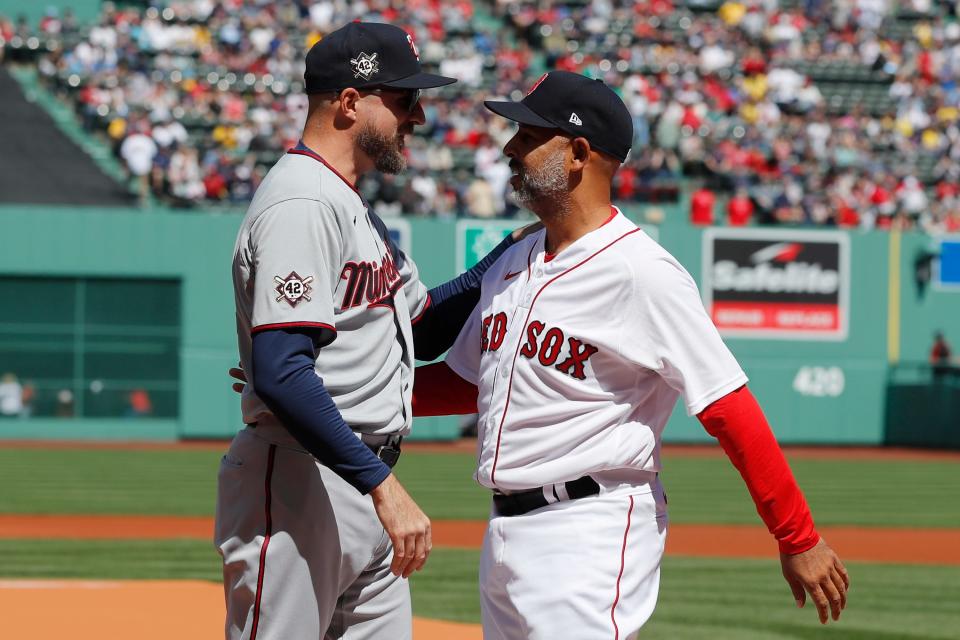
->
<box><xmin>251</xmin><ymin>321</ymin><xmax>336</xmax><ymax>335</ymax></box>
<box><xmin>286</xmin><ymin>148</ymin><xmax>361</xmax><ymax>195</ymax></box>
<box><xmin>525</xmin><ymin>242</ymin><xmax>536</xmax><ymax>281</ymax></box>
<box><xmin>611</xmin><ymin>495</ymin><xmax>634</xmax><ymax>640</ymax></box>
<box><xmin>489</xmin><ymin>228</ymin><xmax>642</xmax><ymax>484</ymax></box>
<box><xmin>250</xmin><ymin>444</ymin><xmax>277</xmax><ymax>640</ymax></box>
<box><xmin>411</xmin><ymin>293</ymin><xmax>432</xmax><ymax>325</ymax></box>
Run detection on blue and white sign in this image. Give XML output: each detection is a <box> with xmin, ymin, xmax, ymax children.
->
<box><xmin>934</xmin><ymin>238</ymin><xmax>960</xmax><ymax>291</ymax></box>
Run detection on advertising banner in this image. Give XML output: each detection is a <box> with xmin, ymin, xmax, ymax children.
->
<box><xmin>702</xmin><ymin>228</ymin><xmax>849</xmax><ymax>340</ymax></box>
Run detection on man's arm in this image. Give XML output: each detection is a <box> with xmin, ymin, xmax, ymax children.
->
<box><xmin>251</xmin><ymin>329</ymin><xmax>431</xmax><ymax>577</ymax></box>
<box><xmin>697</xmin><ymin>385</ymin><xmax>850</xmax><ymax>624</ymax></box>
<box><xmin>411</xmin><ymin>362</ymin><xmax>478</xmax><ymax>416</ymax></box>
<box><xmin>412</xmin><ymin>223</ymin><xmax>541</xmax><ymax>361</ymax></box>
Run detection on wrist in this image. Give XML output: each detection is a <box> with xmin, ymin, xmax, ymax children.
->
<box><xmin>369</xmin><ymin>471</ymin><xmax>395</xmax><ymax>501</ymax></box>
<box><xmin>779</xmin><ymin>531</ymin><xmax>821</xmax><ymax>555</ymax></box>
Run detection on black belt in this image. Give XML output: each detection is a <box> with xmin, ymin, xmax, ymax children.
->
<box><xmin>365</xmin><ymin>434</ymin><xmax>403</xmax><ymax>468</ymax></box>
<box><xmin>493</xmin><ymin>476</ymin><xmax>600</xmax><ymax>517</ymax></box>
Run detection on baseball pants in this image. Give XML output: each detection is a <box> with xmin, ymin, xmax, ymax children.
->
<box><xmin>480</xmin><ymin>479</ymin><xmax>668</xmax><ymax>640</ymax></box>
<box><xmin>215</xmin><ymin>425</ymin><xmax>410</xmax><ymax>640</ymax></box>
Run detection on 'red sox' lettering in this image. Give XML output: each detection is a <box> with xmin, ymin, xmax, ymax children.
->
<box><xmin>481</xmin><ymin>312</ymin><xmax>508</xmax><ymax>353</ymax></box>
<box><xmin>482</xmin><ymin>314</ymin><xmax>598</xmax><ymax>380</ymax></box>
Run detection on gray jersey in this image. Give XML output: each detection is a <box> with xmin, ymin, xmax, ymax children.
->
<box><xmin>232</xmin><ymin>150</ymin><xmax>428</xmax><ymax>435</ymax></box>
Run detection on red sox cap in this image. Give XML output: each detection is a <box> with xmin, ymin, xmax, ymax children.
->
<box><xmin>484</xmin><ymin>71</ymin><xmax>634</xmax><ymax>162</ymax></box>
<box><xmin>304</xmin><ymin>22</ymin><xmax>456</xmax><ymax>93</ymax></box>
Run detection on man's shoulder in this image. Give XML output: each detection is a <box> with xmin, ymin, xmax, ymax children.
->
<box><xmin>246</xmin><ymin>153</ymin><xmax>361</xmax><ymax>220</ymax></box>
<box><xmin>601</xmin><ymin>222</ymin><xmax>694</xmax><ymax>288</ymax></box>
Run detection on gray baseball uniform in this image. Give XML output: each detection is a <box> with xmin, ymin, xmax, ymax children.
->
<box><xmin>215</xmin><ymin>147</ymin><xmax>427</xmax><ymax>640</ymax></box>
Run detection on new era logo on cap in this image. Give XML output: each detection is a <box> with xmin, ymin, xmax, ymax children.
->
<box><xmin>569</xmin><ymin>112</ymin><xmax>582</xmax><ymax>126</ymax></box>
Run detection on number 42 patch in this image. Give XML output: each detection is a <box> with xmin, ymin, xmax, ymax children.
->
<box><xmin>274</xmin><ymin>271</ymin><xmax>314</xmax><ymax>308</ymax></box>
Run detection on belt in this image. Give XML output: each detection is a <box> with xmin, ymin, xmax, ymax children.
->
<box><xmin>361</xmin><ymin>433</ymin><xmax>403</xmax><ymax>468</ymax></box>
<box><xmin>493</xmin><ymin>476</ymin><xmax>600</xmax><ymax>517</ymax></box>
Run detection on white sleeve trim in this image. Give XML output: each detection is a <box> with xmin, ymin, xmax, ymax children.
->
<box><xmin>685</xmin><ymin>372</ymin><xmax>750</xmax><ymax>416</ymax></box>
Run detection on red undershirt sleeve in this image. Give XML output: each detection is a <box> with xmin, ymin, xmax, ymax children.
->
<box><xmin>696</xmin><ymin>385</ymin><xmax>821</xmax><ymax>555</ymax></box>
<box><xmin>412</xmin><ymin>362</ymin><xmax>479</xmax><ymax>417</ymax></box>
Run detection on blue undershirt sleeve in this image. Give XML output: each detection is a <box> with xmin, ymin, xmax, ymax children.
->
<box><xmin>251</xmin><ymin>329</ymin><xmax>391</xmax><ymax>494</ymax></box>
<box><xmin>412</xmin><ymin>233</ymin><xmax>515</xmax><ymax>361</ymax></box>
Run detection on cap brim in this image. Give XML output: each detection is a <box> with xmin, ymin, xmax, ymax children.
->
<box><xmin>483</xmin><ymin>100</ymin><xmax>555</xmax><ymax>128</ymax></box>
<box><xmin>381</xmin><ymin>72</ymin><xmax>457</xmax><ymax>89</ymax></box>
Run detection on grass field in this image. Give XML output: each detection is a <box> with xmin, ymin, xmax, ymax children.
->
<box><xmin>1</xmin><ymin>448</ymin><xmax>958</xmax><ymax>526</ymax></box>
<box><xmin>1</xmin><ymin>445</ymin><xmax>958</xmax><ymax>638</ymax></box>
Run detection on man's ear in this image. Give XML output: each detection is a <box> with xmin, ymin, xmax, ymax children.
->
<box><xmin>337</xmin><ymin>88</ymin><xmax>361</xmax><ymax>123</ymax></box>
<box><xmin>570</xmin><ymin>137</ymin><xmax>591</xmax><ymax>170</ymax></box>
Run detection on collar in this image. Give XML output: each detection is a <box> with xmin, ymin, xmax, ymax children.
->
<box><xmin>286</xmin><ymin>140</ymin><xmax>361</xmax><ymax>196</ymax></box>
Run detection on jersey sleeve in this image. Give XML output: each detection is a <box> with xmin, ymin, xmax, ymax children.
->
<box><xmin>443</xmin><ymin>301</ymin><xmax>483</xmax><ymax>386</ymax></box>
<box><xmin>623</xmin><ymin>256</ymin><xmax>747</xmax><ymax>415</ymax></box>
<box><xmin>250</xmin><ymin>199</ymin><xmax>342</xmax><ymax>340</ymax></box>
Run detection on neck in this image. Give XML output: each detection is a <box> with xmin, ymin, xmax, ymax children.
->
<box><xmin>301</xmin><ymin>125</ymin><xmax>369</xmax><ymax>186</ymax></box>
<box><xmin>531</xmin><ymin>192</ymin><xmax>613</xmax><ymax>255</ymax></box>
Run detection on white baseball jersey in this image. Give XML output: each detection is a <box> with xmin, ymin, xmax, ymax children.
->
<box><xmin>232</xmin><ymin>149</ymin><xmax>428</xmax><ymax>435</ymax></box>
<box><xmin>445</xmin><ymin>207</ymin><xmax>747</xmax><ymax>492</ymax></box>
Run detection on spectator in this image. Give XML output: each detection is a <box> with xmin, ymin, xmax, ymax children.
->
<box><xmin>465</xmin><ymin>175</ymin><xmax>497</xmax><ymax>218</ymax></box>
<box><xmin>6</xmin><ymin>0</ymin><xmax>959</xmax><ymax>223</ymax></box>
<box><xmin>728</xmin><ymin>188</ymin><xmax>755</xmax><ymax>226</ymax></box>
<box><xmin>0</xmin><ymin>373</ymin><xmax>23</xmax><ymax>417</ymax></box>
<box><xmin>19</xmin><ymin>382</ymin><xmax>35</xmax><ymax>418</ymax></box>
<box><xmin>690</xmin><ymin>185</ymin><xmax>716</xmax><ymax>225</ymax></box>
<box><xmin>126</xmin><ymin>389</ymin><xmax>153</xmax><ymax>417</ymax></box>
<box><xmin>930</xmin><ymin>331</ymin><xmax>953</xmax><ymax>377</ymax></box>
<box><xmin>55</xmin><ymin>389</ymin><xmax>75</xmax><ymax>418</ymax></box>
<box><xmin>120</xmin><ymin>121</ymin><xmax>158</xmax><ymax>207</ymax></box>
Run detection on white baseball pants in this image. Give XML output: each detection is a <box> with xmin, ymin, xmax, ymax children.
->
<box><xmin>480</xmin><ymin>481</ymin><xmax>668</xmax><ymax>639</ymax></box>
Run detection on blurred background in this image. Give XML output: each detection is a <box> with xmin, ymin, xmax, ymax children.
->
<box><xmin>1</xmin><ymin>0</ymin><xmax>957</xmax><ymax>447</ymax></box>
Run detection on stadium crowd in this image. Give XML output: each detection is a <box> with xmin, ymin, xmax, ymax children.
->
<box><xmin>1</xmin><ymin>0</ymin><xmax>959</xmax><ymax>232</ymax></box>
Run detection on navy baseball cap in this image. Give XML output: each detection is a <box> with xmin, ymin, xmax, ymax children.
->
<box><xmin>484</xmin><ymin>71</ymin><xmax>634</xmax><ymax>162</ymax></box>
<box><xmin>304</xmin><ymin>22</ymin><xmax>456</xmax><ymax>93</ymax></box>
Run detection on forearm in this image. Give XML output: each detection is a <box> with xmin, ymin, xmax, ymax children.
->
<box><xmin>412</xmin><ymin>362</ymin><xmax>478</xmax><ymax>416</ymax></box>
<box><xmin>697</xmin><ymin>385</ymin><xmax>820</xmax><ymax>554</ymax></box>
<box><xmin>252</xmin><ymin>330</ymin><xmax>390</xmax><ymax>494</ymax></box>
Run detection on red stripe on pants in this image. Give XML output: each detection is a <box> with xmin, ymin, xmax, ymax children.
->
<box><xmin>611</xmin><ymin>496</ymin><xmax>635</xmax><ymax>639</ymax></box>
<box><xmin>250</xmin><ymin>444</ymin><xmax>277</xmax><ymax>640</ymax></box>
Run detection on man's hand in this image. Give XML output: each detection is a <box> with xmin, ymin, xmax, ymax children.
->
<box><xmin>780</xmin><ymin>538</ymin><xmax>850</xmax><ymax>624</ymax></box>
<box><xmin>229</xmin><ymin>365</ymin><xmax>246</xmax><ymax>394</ymax></box>
<box><xmin>369</xmin><ymin>474</ymin><xmax>432</xmax><ymax>578</ymax></box>
<box><xmin>511</xmin><ymin>221</ymin><xmax>543</xmax><ymax>242</ymax></box>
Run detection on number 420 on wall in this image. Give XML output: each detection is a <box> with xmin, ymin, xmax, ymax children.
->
<box><xmin>792</xmin><ymin>366</ymin><xmax>845</xmax><ymax>397</ymax></box>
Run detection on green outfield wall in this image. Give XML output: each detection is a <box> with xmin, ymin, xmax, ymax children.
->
<box><xmin>1</xmin><ymin>204</ymin><xmax>957</xmax><ymax>445</ymax></box>
<box><xmin>0</xmin><ymin>0</ymin><xmax>103</xmax><ymax>23</ymax></box>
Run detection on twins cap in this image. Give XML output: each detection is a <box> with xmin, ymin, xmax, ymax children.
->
<box><xmin>304</xmin><ymin>22</ymin><xmax>456</xmax><ymax>93</ymax></box>
<box><xmin>484</xmin><ymin>71</ymin><xmax>634</xmax><ymax>162</ymax></box>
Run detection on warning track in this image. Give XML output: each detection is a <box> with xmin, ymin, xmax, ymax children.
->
<box><xmin>1</xmin><ymin>515</ymin><xmax>956</xmax><ymax>565</ymax></box>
